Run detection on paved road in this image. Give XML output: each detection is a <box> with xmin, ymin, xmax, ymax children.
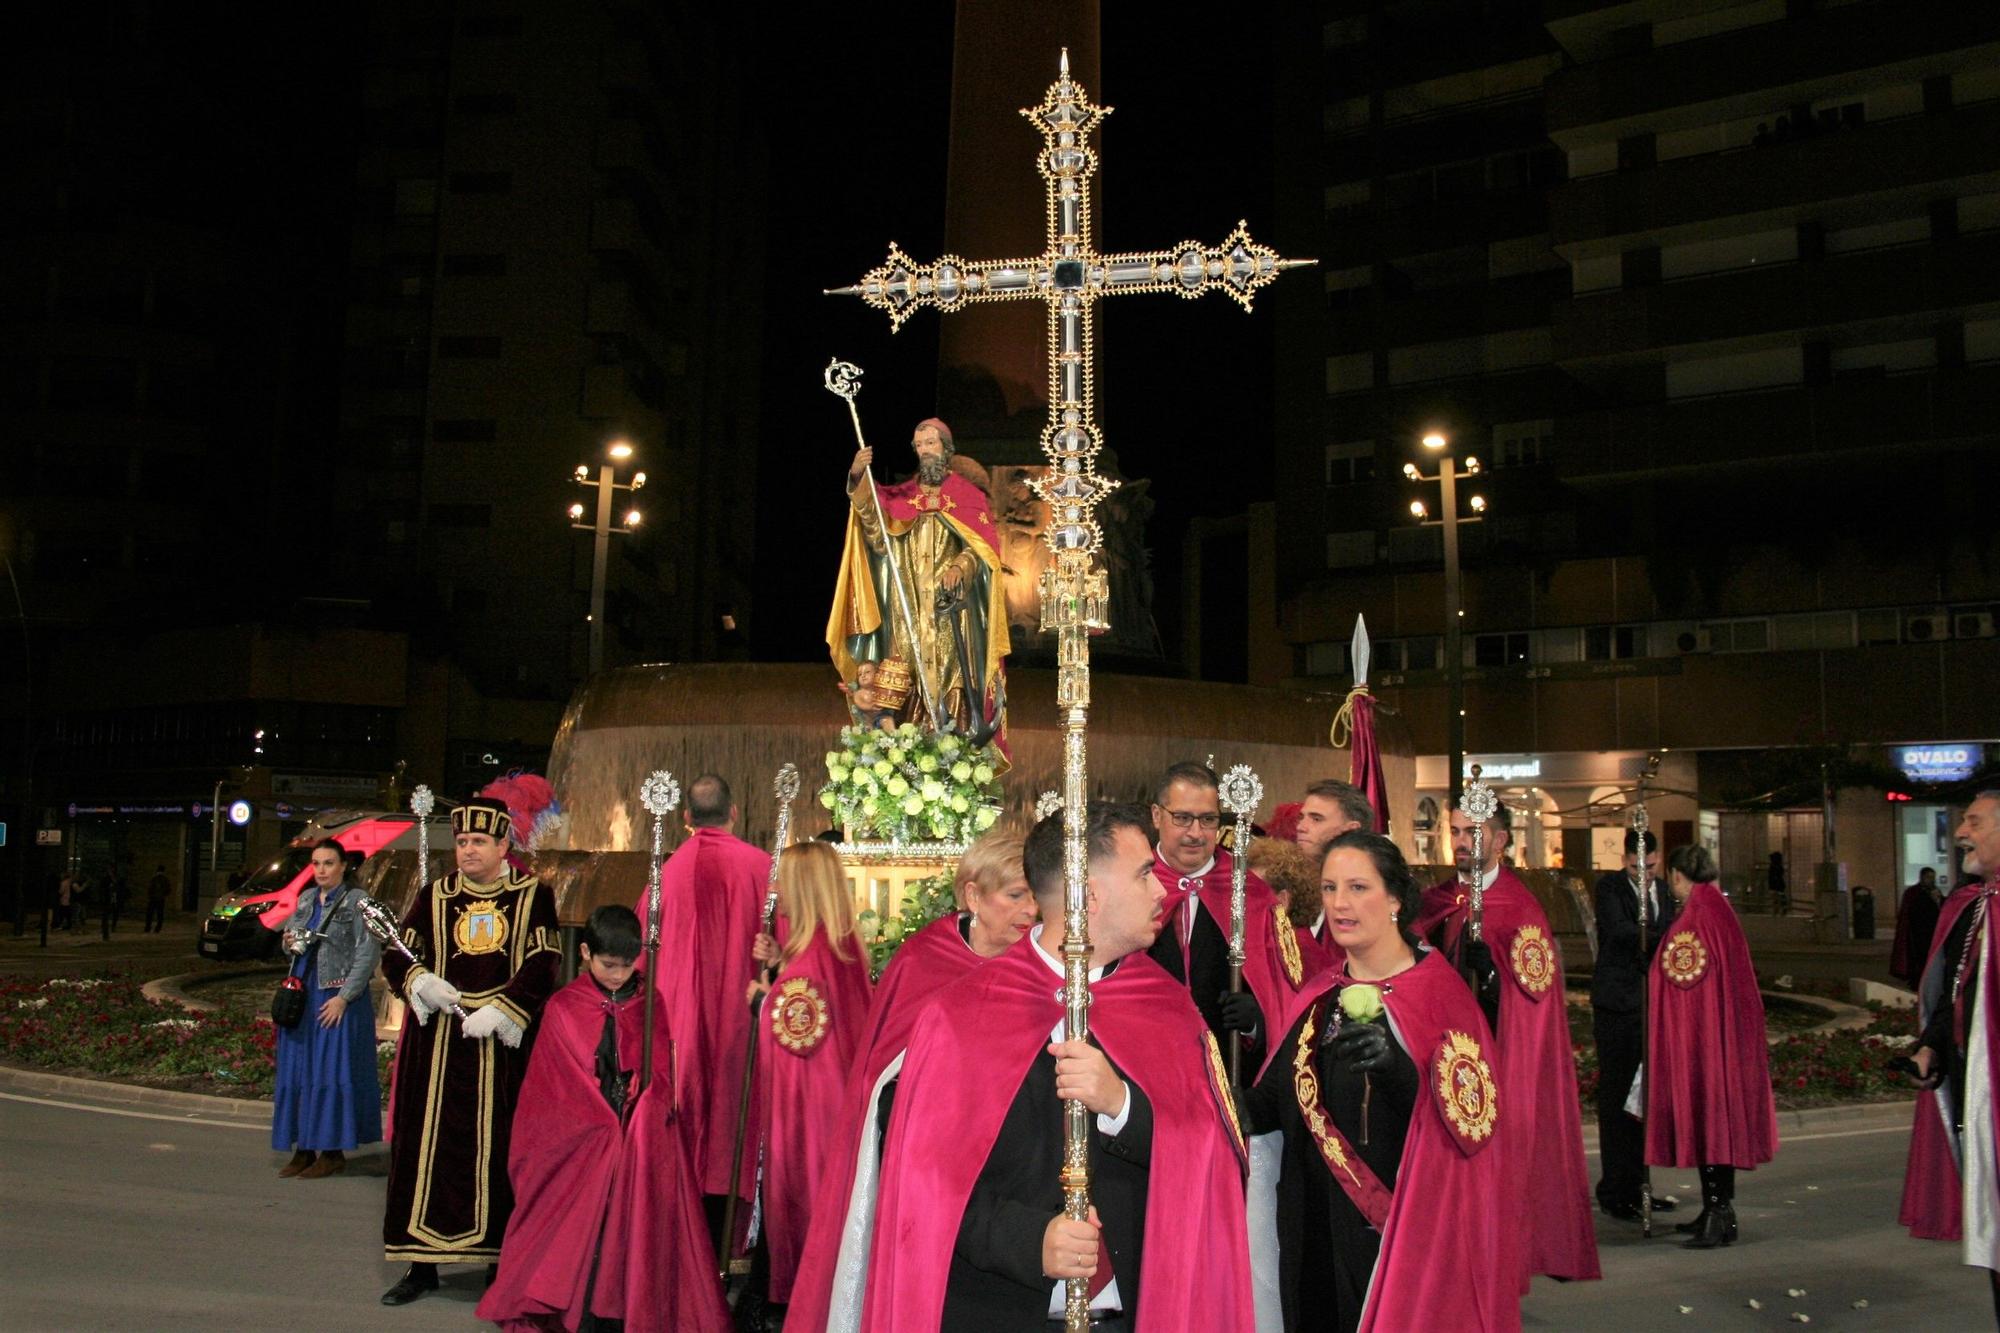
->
<box><xmin>0</xmin><ymin>1079</ymin><xmax>1989</xmax><ymax>1331</ymax></box>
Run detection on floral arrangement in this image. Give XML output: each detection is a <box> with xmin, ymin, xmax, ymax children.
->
<box><xmin>819</xmin><ymin>722</ymin><xmax>1003</xmax><ymax>844</ymax></box>
<box><xmin>855</xmin><ymin>869</ymin><xmax>960</xmax><ymax>977</ymax></box>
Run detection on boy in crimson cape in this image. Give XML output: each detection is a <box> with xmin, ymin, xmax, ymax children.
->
<box><xmin>850</xmin><ymin>803</ymin><xmax>1253</xmax><ymax>1332</ymax></box>
<box><xmin>1416</xmin><ymin>801</ymin><xmax>1600</xmax><ymax>1289</ymax></box>
<box><xmin>477</xmin><ymin>906</ymin><xmax>727</xmax><ymax>1333</ymax></box>
<box><xmin>1903</xmin><ymin>792</ymin><xmax>2000</xmax><ymax>1324</ymax></box>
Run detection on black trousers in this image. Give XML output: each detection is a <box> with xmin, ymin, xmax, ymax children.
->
<box><xmin>1593</xmin><ymin>1007</ymin><xmax>1650</xmax><ymax>1208</ymax></box>
<box><xmin>144</xmin><ymin>901</ymin><xmax>166</xmax><ymax>932</ymax></box>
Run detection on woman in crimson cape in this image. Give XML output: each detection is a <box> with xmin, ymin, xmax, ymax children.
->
<box><xmin>1247</xmin><ymin>830</ymin><xmax>1516</xmax><ymax>1333</ymax></box>
<box><xmin>476</xmin><ymin>905</ymin><xmax>726</xmax><ymax>1332</ymax></box>
<box><xmin>786</xmin><ymin>829</ymin><xmax>1034</xmax><ymax>1332</ymax></box>
<box><xmin>746</xmin><ymin>841</ymin><xmax>875</xmax><ymax>1313</ymax></box>
<box><xmin>1645</xmin><ymin>844</ymin><xmax>1778</xmax><ymax>1249</ymax></box>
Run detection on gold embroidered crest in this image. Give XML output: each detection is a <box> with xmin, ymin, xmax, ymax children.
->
<box><xmin>1204</xmin><ymin>1031</ymin><xmax>1247</xmax><ymax>1160</ymax></box>
<box><xmin>1274</xmin><ymin>902</ymin><xmax>1304</xmax><ymax>984</ymax></box>
<box><xmin>771</xmin><ymin>977</ymin><xmax>830</xmax><ymax>1053</ymax></box>
<box><xmin>1508</xmin><ymin>923</ymin><xmax>1557</xmax><ymax>997</ymax></box>
<box><xmin>1433</xmin><ymin>1029</ymin><xmax>1498</xmax><ymax>1146</ymax></box>
<box><xmin>1661</xmin><ymin>929</ymin><xmax>1709</xmax><ymax>986</ymax></box>
<box><xmin>452</xmin><ymin>902</ymin><xmax>508</xmax><ymax>956</ymax></box>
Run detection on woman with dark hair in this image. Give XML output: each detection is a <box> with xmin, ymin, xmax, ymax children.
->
<box><xmin>1646</xmin><ymin>843</ymin><xmax>1777</xmax><ymax>1248</ymax></box>
<box><xmin>271</xmin><ymin>837</ymin><xmax>382</xmax><ymax>1178</ymax></box>
<box><xmin>1246</xmin><ymin>831</ymin><xmax>1516</xmax><ymax>1331</ymax></box>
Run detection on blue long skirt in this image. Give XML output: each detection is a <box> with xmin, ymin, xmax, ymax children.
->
<box><xmin>271</xmin><ymin>952</ymin><xmax>383</xmax><ymax>1152</ymax></box>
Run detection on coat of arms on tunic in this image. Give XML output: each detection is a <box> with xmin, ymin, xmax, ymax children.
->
<box><xmin>454</xmin><ymin>903</ymin><xmax>508</xmax><ymax>956</ymax></box>
<box><xmin>1508</xmin><ymin>924</ymin><xmax>1557</xmax><ymax>998</ymax></box>
<box><xmin>1661</xmin><ymin>929</ymin><xmax>1709</xmax><ymax>987</ymax></box>
<box><xmin>1434</xmin><ymin>1029</ymin><xmax>1499</xmax><ymax>1149</ymax></box>
<box><xmin>771</xmin><ymin>976</ymin><xmax>830</xmax><ymax>1053</ymax></box>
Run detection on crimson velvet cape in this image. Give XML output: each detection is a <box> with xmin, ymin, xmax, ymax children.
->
<box><xmin>1644</xmin><ymin>881</ymin><xmax>1777</xmax><ymax>1169</ymax></box>
<box><xmin>753</xmin><ymin>926</ymin><xmax>874</xmax><ymax>1302</ymax></box>
<box><xmin>1900</xmin><ymin>883</ymin><xmax>1999</xmax><ymax>1255</ymax></box>
<box><xmin>1153</xmin><ymin>847</ymin><xmax>1313</xmax><ymax>1035</ymax></box>
<box><xmin>381</xmin><ymin>870</ymin><xmax>560</xmax><ymax>1263</ymax></box>
<box><xmin>787</xmin><ymin>913</ymin><xmax>987</xmax><ymax>1331</ymax></box>
<box><xmin>1260</xmin><ymin>951</ymin><xmax>1520</xmax><ymax>1333</ymax></box>
<box><xmin>857</xmin><ymin>936</ymin><xmax>1253</xmax><ymax>1332</ymax></box>
<box><xmin>1418</xmin><ymin>868</ymin><xmax>1600</xmax><ymax>1285</ymax></box>
<box><xmin>475</xmin><ymin>973</ymin><xmax>727</xmax><ymax>1332</ymax></box>
<box><xmin>639</xmin><ymin>824</ymin><xmax>771</xmax><ymax>1201</ymax></box>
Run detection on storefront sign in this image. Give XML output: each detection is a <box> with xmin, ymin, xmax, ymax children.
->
<box><xmin>1467</xmin><ymin>756</ymin><xmax>1542</xmax><ymax>782</ymax></box>
<box><xmin>1896</xmin><ymin>744</ymin><xmax>1983</xmax><ymax>783</ymax></box>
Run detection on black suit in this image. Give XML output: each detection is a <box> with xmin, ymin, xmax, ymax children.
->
<box><xmin>1149</xmin><ymin>897</ymin><xmax>1264</xmax><ymax>1059</ymax></box>
<box><xmin>944</xmin><ymin>1044</ymin><xmax>1154</xmax><ymax>1331</ymax></box>
<box><xmin>1591</xmin><ymin>869</ymin><xmax>1674</xmax><ymax>1210</ymax></box>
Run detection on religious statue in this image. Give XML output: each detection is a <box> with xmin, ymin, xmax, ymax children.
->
<box><xmin>825</xmin><ymin>415</ymin><xmax>1011</xmax><ymax>749</ymax></box>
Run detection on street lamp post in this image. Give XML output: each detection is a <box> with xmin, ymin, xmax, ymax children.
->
<box><xmin>569</xmin><ymin>441</ymin><xmax>645</xmax><ymax>676</ymax></box>
<box><xmin>1404</xmin><ymin>432</ymin><xmax>1486</xmax><ymax>806</ymax></box>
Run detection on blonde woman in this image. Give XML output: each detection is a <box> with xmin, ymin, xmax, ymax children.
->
<box><xmin>747</xmin><ymin>840</ymin><xmax>874</xmax><ymax>1314</ymax></box>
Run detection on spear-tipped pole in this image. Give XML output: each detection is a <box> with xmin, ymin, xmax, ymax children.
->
<box><xmin>718</xmin><ymin>763</ymin><xmax>802</xmax><ymax>1281</ymax></box>
<box><xmin>1219</xmin><ymin>765</ymin><xmax>1265</xmax><ymax>1086</ymax></box>
<box><xmin>636</xmin><ymin>770</ymin><xmax>681</xmax><ymax>1102</ymax></box>
<box><xmin>1629</xmin><ymin>766</ymin><xmax>1655</xmax><ymax>1238</ymax></box>
<box><xmin>822</xmin><ymin>358</ymin><xmax>947</xmax><ymax>733</ymax></box>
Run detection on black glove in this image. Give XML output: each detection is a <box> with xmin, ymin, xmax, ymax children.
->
<box><xmin>1330</xmin><ymin>1020</ymin><xmax>1393</xmax><ymax>1073</ymax></box>
<box><xmin>1217</xmin><ymin>991</ymin><xmax>1262</xmax><ymax>1038</ymax></box>
<box><xmin>1461</xmin><ymin>940</ymin><xmax>1502</xmax><ymax>1030</ymax></box>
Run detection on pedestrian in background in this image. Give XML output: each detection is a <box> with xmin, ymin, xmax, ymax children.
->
<box><xmin>144</xmin><ymin>866</ymin><xmax>170</xmax><ymax>933</ymax></box>
<box><xmin>54</xmin><ymin>873</ymin><xmax>74</xmax><ymax>931</ymax></box>
<box><xmin>1891</xmin><ymin>867</ymin><xmax>1944</xmax><ymax>985</ymax></box>
<box><xmin>272</xmin><ymin>838</ymin><xmax>382</xmax><ymax>1180</ymax></box>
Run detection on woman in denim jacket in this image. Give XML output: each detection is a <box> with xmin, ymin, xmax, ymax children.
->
<box><xmin>272</xmin><ymin>838</ymin><xmax>383</xmax><ymax>1178</ymax></box>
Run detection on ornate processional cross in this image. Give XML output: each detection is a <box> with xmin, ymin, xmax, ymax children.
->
<box><xmin>828</xmin><ymin>49</ymin><xmax>1311</xmax><ymax>1330</ymax></box>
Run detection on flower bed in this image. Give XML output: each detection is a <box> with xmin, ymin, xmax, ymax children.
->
<box><xmin>0</xmin><ymin>973</ymin><xmax>278</xmax><ymax>1099</ymax></box>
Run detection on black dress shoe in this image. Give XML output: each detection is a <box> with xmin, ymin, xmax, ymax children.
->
<box><xmin>1600</xmin><ymin>1200</ymin><xmax>1644</xmax><ymax>1222</ymax></box>
<box><xmin>1683</xmin><ymin>1204</ymin><xmax>1738</xmax><ymax>1249</ymax></box>
<box><xmin>1650</xmin><ymin>1194</ymin><xmax>1680</xmax><ymax>1213</ymax></box>
<box><xmin>382</xmin><ymin>1263</ymin><xmax>439</xmax><ymax>1306</ymax></box>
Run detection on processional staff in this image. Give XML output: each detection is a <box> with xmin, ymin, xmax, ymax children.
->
<box><xmin>822</xmin><ymin>359</ymin><xmax>947</xmax><ymax>733</ymax></box>
<box><xmin>1219</xmin><ymin>764</ymin><xmax>1265</xmax><ymax>1086</ymax></box>
<box><xmin>828</xmin><ymin>49</ymin><xmax>1311</xmax><ymax>1330</ymax></box>
<box><xmin>718</xmin><ymin>763</ymin><xmax>802</xmax><ymax>1281</ymax></box>
<box><xmin>1461</xmin><ymin>764</ymin><xmax>1497</xmax><ymax>944</ymax></box>
<box><xmin>1629</xmin><ymin>769</ymin><xmax>1654</xmax><ymax>1238</ymax></box>
<box><xmin>636</xmin><ymin>769</ymin><xmax>681</xmax><ymax>1105</ymax></box>
<box><xmin>357</xmin><ymin>783</ymin><xmax>466</xmax><ymax>1021</ymax></box>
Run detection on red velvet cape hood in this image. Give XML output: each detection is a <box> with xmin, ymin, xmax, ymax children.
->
<box><xmin>752</xmin><ymin>926</ymin><xmax>874</xmax><ymax>1301</ymax></box>
<box><xmin>475</xmin><ymin>973</ymin><xmax>727</xmax><ymax>1332</ymax></box>
<box><xmin>1644</xmin><ymin>881</ymin><xmax>1778</xmax><ymax>1168</ymax></box>
<box><xmin>786</xmin><ymin>913</ymin><xmax>987</xmax><ymax>1331</ymax></box>
<box><xmin>1418</xmin><ymin>869</ymin><xmax>1601</xmax><ymax>1284</ymax></box>
<box><xmin>859</xmin><ymin>935</ymin><xmax>1253</xmax><ymax>1332</ymax></box>
<box><xmin>1261</xmin><ymin>952</ymin><xmax>1521</xmax><ymax>1333</ymax></box>
<box><xmin>1153</xmin><ymin>847</ymin><xmax>1311</xmax><ymax>1025</ymax></box>
<box><xmin>640</xmin><ymin>825</ymin><xmax>772</xmax><ymax>1200</ymax></box>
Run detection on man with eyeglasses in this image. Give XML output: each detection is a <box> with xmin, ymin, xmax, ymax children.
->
<box><xmin>1146</xmin><ymin>762</ymin><xmax>1308</xmax><ymax>1060</ymax></box>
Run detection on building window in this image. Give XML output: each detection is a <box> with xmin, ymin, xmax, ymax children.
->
<box><xmin>1491</xmin><ymin>419</ymin><xmax>1551</xmax><ymax>467</ymax></box>
<box><xmin>1325</xmin><ymin>352</ymin><xmax>1374</xmax><ymax>395</ymax></box>
<box><xmin>1584</xmin><ymin>625</ymin><xmax>1643</xmax><ymax>660</ymax></box>
<box><xmin>393</xmin><ymin>178</ymin><xmax>438</xmax><ymax>216</ymax></box>
<box><xmin>1701</xmin><ymin>619</ymin><xmax>1771</xmax><ymax>653</ymax></box>
<box><xmin>437</xmin><ymin>336</ymin><xmax>502</xmax><ymax>359</ymax></box>
<box><xmin>1303</xmin><ymin>641</ymin><xmax>1349</xmax><ymax>676</ymax></box>
<box><xmin>1325</xmin><ymin>530</ymin><xmax>1375</xmax><ymax>569</ymax></box>
<box><xmin>453</xmin><ymin>92</ymin><xmax>518</xmax><ymax>115</ymax></box>
<box><xmin>449</xmin><ymin>171</ymin><xmax>513</xmax><ymax>194</ymax></box>
<box><xmin>1403</xmin><ymin>638</ymin><xmax>1441</xmax><ymax>670</ymax></box>
<box><xmin>432</xmin><ymin>418</ymin><xmax>497</xmax><ymax>443</ymax></box>
<box><xmin>441</xmin><ymin>253</ymin><xmax>508</xmax><ymax>277</ymax></box>
<box><xmin>1325</xmin><ymin>440</ymin><xmax>1375</xmax><ymax>485</ymax></box>
<box><xmin>1473</xmin><ymin>632</ymin><xmax>1530</xmax><ymax>667</ymax></box>
<box><xmin>428</xmin><ymin>503</ymin><xmax>492</xmax><ymax>527</ymax></box>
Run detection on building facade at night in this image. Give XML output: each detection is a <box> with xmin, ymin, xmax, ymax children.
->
<box><xmin>1267</xmin><ymin>0</ymin><xmax>2000</xmax><ymax>918</ymax></box>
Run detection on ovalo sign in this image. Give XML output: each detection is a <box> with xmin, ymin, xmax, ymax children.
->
<box><xmin>1896</xmin><ymin>744</ymin><xmax>1983</xmax><ymax>783</ymax></box>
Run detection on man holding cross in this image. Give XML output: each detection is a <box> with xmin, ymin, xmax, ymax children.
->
<box><xmin>827</xmin><ymin>415</ymin><xmax>1011</xmax><ymax>747</ymax></box>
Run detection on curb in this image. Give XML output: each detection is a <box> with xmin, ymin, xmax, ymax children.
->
<box><xmin>0</xmin><ymin>1061</ymin><xmax>272</xmax><ymax>1123</ymax></box>
<box><xmin>1578</xmin><ymin>1096</ymin><xmax>1909</xmax><ymax>1153</ymax></box>
<box><xmin>142</xmin><ymin>963</ymin><xmax>284</xmax><ymax>1013</ymax></box>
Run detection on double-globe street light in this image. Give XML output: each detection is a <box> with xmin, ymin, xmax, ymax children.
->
<box><xmin>569</xmin><ymin>439</ymin><xmax>645</xmax><ymax>675</ymax></box>
<box><xmin>1404</xmin><ymin>431</ymin><xmax>1487</xmax><ymax>806</ymax></box>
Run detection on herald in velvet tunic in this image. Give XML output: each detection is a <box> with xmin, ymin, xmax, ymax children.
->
<box><xmin>381</xmin><ymin>868</ymin><xmax>560</xmax><ymax>1262</ymax></box>
<box><xmin>1644</xmin><ymin>880</ymin><xmax>1778</xmax><ymax>1169</ymax></box>
<box><xmin>1418</xmin><ymin>868</ymin><xmax>1600</xmax><ymax>1285</ymax></box>
<box><xmin>475</xmin><ymin>973</ymin><xmax>728</xmax><ymax>1332</ymax></box>
<box><xmin>752</xmin><ymin>926</ymin><xmax>875</xmax><ymax>1303</ymax></box>
<box><xmin>787</xmin><ymin>913</ymin><xmax>987</xmax><ymax>1332</ymax></box>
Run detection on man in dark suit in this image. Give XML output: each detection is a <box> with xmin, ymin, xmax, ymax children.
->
<box><xmin>1592</xmin><ymin>827</ymin><xmax>1677</xmax><ymax>1220</ymax></box>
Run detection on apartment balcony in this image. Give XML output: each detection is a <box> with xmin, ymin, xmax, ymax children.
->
<box><xmin>1329</xmin><ymin>270</ymin><xmax>1565</xmax><ymax>356</ymax></box>
<box><xmin>1546</xmin><ymin>2</ymin><xmax>1999</xmax><ymax>136</ymax></box>
<box><xmin>1553</xmin><ymin>229</ymin><xmax>2000</xmax><ymax>362</ymax></box>
<box><xmin>1323</xmin><ymin>187</ymin><xmax>1548</xmax><ymax>268</ymax></box>
<box><xmin>1549</xmin><ymin>100</ymin><xmax>2000</xmax><ymax>247</ymax></box>
<box><xmin>1555</xmin><ymin>364</ymin><xmax>2000</xmax><ymax>480</ymax></box>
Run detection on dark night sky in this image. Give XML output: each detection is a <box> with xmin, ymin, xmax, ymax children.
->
<box><xmin>744</xmin><ymin>5</ymin><xmax>1284</xmax><ymax>667</ymax></box>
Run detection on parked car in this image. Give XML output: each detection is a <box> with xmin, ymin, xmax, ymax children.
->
<box><xmin>198</xmin><ymin>810</ymin><xmax>451</xmax><ymax>961</ymax></box>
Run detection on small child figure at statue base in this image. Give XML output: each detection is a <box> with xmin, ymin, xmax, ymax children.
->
<box><xmin>840</xmin><ymin>661</ymin><xmax>899</xmax><ymax>734</ymax></box>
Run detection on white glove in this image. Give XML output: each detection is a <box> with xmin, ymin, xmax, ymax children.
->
<box><xmin>461</xmin><ymin>1005</ymin><xmax>507</xmax><ymax>1040</ymax></box>
<box><xmin>410</xmin><ymin>972</ymin><xmax>462</xmax><ymax>1013</ymax></box>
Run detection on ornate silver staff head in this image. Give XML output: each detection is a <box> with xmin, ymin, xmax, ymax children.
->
<box><xmin>1218</xmin><ymin>765</ymin><xmax>1264</xmax><ymax>822</ymax></box>
<box><xmin>1035</xmin><ymin>789</ymin><xmax>1063</xmax><ymax>822</ymax></box>
<box><xmin>1459</xmin><ymin>764</ymin><xmax>1498</xmax><ymax>938</ymax></box>
<box><xmin>822</xmin><ymin>358</ymin><xmax>863</xmax><ymax>403</ymax></box>
<box><xmin>773</xmin><ymin>762</ymin><xmax>801</xmax><ymax>844</ymax></box>
<box><xmin>639</xmin><ymin>769</ymin><xmax>681</xmax><ymax>858</ymax></box>
<box><xmin>355</xmin><ymin>895</ymin><xmax>401</xmax><ymax>946</ymax></box>
<box><xmin>410</xmin><ymin>784</ymin><xmax>435</xmax><ymax>888</ymax></box>
<box><xmin>1218</xmin><ymin>766</ymin><xmax>1263</xmax><ymax>967</ymax></box>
